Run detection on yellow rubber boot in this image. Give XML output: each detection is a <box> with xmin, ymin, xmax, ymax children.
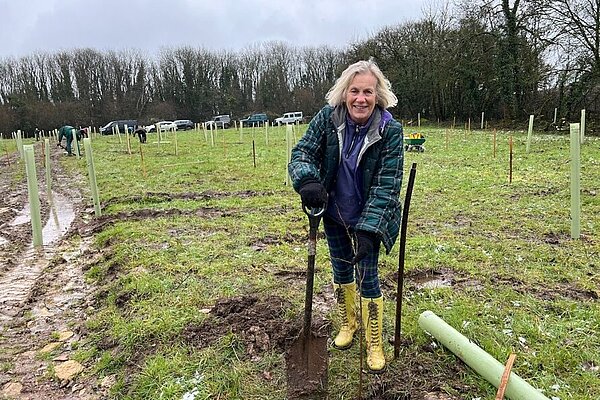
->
<box><xmin>361</xmin><ymin>296</ymin><xmax>386</xmax><ymax>373</ymax></box>
<box><xmin>333</xmin><ymin>282</ymin><xmax>358</xmax><ymax>349</ymax></box>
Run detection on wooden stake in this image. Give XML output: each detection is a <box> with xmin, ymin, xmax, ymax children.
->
<box><xmin>175</xmin><ymin>128</ymin><xmax>178</xmax><ymax>156</ymax></box>
<box><xmin>493</xmin><ymin>128</ymin><xmax>497</xmax><ymax>158</ymax></box>
<box><xmin>509</xmin><ymin>135</ymin><xmax>513</xmax><ymax>184</ymax></box>
<box><xmin>140</xmin><ymin>142</ymin><xmax>147</xmax><ymax>178</ymax></box>
<box><xmin>445</xmin><ymin>128</ymin><xmax>449</xmax><ymax>150</ymax></box>
<box><xmin>252</xmin><ymin>139</ymin><xmax>256</xmax><ymax>168</ymax></box>
<box><xmin>3</xmin><ymin>133</ymin><xmax>11</xmax><ymax>166</ymax></box>
<box><xmin>495</xmin><ymin>353</ymin><xmax>517</xmax><ymax>400</ymax></box>
<box><xmin>125</xmin><ymin>124</ymin><xmax>131</xmax><ymax>154</ymax></box>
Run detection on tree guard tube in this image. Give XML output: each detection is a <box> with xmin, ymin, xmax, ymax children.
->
<box><xmin>418</xmin><ymin>311</ymin><xmax>550</xmax><ymax>400</ymax></box>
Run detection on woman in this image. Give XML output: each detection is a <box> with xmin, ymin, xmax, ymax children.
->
<box><xmin>288</xmin><ymin>59</ymin><xmax>403</xmax><ymax>373</ymax></box>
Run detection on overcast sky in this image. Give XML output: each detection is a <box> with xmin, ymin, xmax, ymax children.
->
<box><xmin>0</xmin><ymin>0</ymin><xmax>432</xmax><ymax>59</ymax></box>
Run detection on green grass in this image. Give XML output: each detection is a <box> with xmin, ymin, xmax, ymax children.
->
<box><xmin>57</xmin><ymin>125</ymin><xmax>599</xmax><ymax>399</ymax></box>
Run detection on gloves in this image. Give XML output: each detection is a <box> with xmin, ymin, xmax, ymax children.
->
<box><xmin>352</xmin><ymin>231</ymin><xmax>378</xmax><ymax>264</ymax></box>
<box><xmin>299</xmin><ymin>181</ymin><xmax>328</xmax><ymax>208</ymax></box>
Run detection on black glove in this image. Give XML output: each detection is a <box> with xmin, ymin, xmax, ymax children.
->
<box><xmin>352</xmin><ymin>231</ymin><xmax>379</xmax><ymax>264</ymax></box>
<box><xmin>299</xmin><ymin>181</ymin><xmax>328</xmax><ymax>208</ymax></box>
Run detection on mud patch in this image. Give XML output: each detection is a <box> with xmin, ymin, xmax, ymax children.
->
<box><xmin>542</xmin><ymin>230</ymin><xmax>569</xmax><ymax>245</ymax></box>
<box><xmin>182</xmin><ymin>295</ymin><xmax>296</xmax><ymax>360</ymax></box>
<box><xmin>452</xmin><ymin>213</ymin><xmax>472</xmax><ymax>228</ymax></box>
<box><xmin>273</xmin><ymin>269</ymin><xmax>335</xmax><ymax>317</ymax></box>
<box><xmin>249</xmin><ymin>232</ymin><xmax>305</xmax><ymax>250</ymax></box>
<box><xmin>407</xmin><ymin>269</ymin><xmax>455</xmax><ymax>290</ymax></box>
<box><xmin>510</xmin><ymin>185</ymin><xmax>560</xmax><ymax>200</ymax></box>
<box><xmin>361</xmin><ymin>344</ymin><xmax>468</xmax><ymax>400</ymax></box>
<box><xmin>383</xmin><ymin>268</ymin><xmax>461</xmax><ymax>299</ymax></box>
<box><xmin>74</xmin><ymin>207</ymin><xmax>230</xmax><ymax>237</ymax></box>
<box><xmin>490</xmin><ymin>276</ymin><xmax>599</xmax><ymax>301</ymax></box>
<box><xmin>101</xmin><ymin>190</ymin><xmax>275</xmax><ymax>208</ymax></box>
<box><xmin>385</xmin><ymin>268</ymin><xmax>597</xmax><ymax>303</ymax></box>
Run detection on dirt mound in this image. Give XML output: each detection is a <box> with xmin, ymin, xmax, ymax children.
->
<box><xmin>182</xmin><ymin>295</ymin><xmax>296</xmax><ymax>359</ymax></box>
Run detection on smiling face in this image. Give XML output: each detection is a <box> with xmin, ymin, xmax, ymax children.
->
<box><xmin>345</xmin><ymin>72</ymin><xmax>378</xmax><ymax>125</ymax></box>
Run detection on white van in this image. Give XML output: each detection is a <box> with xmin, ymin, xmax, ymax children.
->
<box><xmin>275</xmin><ymin>111</ymin><xmax>303</xmax><ymax>125</ymax></box>
<box><xmin>205</xmin><ymin>114</ymin><xmax>231</xmax><ymax>129</ymax></box>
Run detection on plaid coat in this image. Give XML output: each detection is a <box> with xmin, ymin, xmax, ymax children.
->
<box><xmin>288</xmin><ymin>105</ymin><xmax>404</xmax><ymax>253</ymax></box>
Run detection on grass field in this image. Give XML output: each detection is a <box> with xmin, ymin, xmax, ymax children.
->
<box><xmin>55</xmin><ymin>123</ymin><xmax>599</xmax><ymax>399</ymax></box>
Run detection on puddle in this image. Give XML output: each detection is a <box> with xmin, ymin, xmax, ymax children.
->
<box><xmin>0</xmin><ymin>191</ymin><xmax>76</xmax><ymax>320</ymax></box>
<box><xmin>410</xmin><ymin>270</ymin><xmax>454</xmax><ymax>290</ymax></box>
<box><xmin>9</xmin><ymin>203</ymin><xmax>30</xmax><ymax>226</ymax></box>
<box><xmin>44</xmin><ymin>193</ymin><xmax>75</xmax><ymax>245</ymax></box>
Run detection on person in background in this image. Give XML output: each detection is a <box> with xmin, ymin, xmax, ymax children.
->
<box><xmin>34</xmin><ymin>127</ymin><xmax>41</xmax><ymax>141</ymax></box>
<box><xmin>134</xmin><ymin>126</ymin><xmax>147</xmax><ymax>143</ymax></box>
<box><xmin>77</xmin><ymin>127</ymin><xmax>88</xmax><ymax>141</ymax></box>
<box><xmin>288</xmin><ymin>59</ymin><xmax>403</xmax><ymax>373</ymax></box>
<box><xmin>57</xmin><ymin>125</ymin><xmax>75</xmax><ymax>155</ymax></box>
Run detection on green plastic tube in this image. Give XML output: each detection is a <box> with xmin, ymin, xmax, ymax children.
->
<box><xmin>418</xmin><ymin>311</ymin><xmax>550</xmax><ymax>400</ymax></box>
<box><xmin>570</xmin><ymin>123</ymin><xmax>581</xmax><ymax>239</ymax></box>
<box><xmin>24</xmin><ymin>145</ymin><xmax>43</xmax><ymax>247</ymax></box>
<box><xmin>44</xmin><ymin>139</ymin><xmax>51</xmax><ymax>195</ymax></box>
<box><xmin>83</xmin><ymin>138</ymin><xmax>101</xmax><ymax>216</ymax></box>
<box><xmin>526</xmin><ymin>114</ymin><xmax>534</xmax><ymax>153</ymax></box>
<box><xmin>16</xmin><ymin>130</ymin><xmax>24</xmax><ymax>159</ymax></box>
<box><xmin>580</xmin><ymin>109</ymin><xmax>586</xmax><ymax>143</ymax></box>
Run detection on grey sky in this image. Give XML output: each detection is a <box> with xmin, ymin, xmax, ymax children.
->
<box><xmin>0</xmin><ymin>0</ymin><xmax>431</xmax><ymax>59</ymax></box>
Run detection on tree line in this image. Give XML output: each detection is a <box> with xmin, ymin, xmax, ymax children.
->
<box><xmin>0</xmin><ymin>0</ymin><xmax>597</xmax><ymax>136</ymax></box>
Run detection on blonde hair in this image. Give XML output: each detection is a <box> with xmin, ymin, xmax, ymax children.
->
<box><xmin>325</xmin><ymin>59</ymin><xmax>398</xmax><ymax>108</ymax></box>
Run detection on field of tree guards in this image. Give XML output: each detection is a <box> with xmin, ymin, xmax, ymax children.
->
<box><xmin>0</xmin><ymin>120</ymin><xmax>598</xmax><ymax>399</ymax></box>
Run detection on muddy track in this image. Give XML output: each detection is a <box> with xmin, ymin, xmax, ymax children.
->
<box><xmin>0</xmin><ymin>142</ymin><xmax>102</xmax><ymax>399</ymax></box>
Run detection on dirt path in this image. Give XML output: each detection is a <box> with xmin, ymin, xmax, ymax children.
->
<box><xmin>0</xmin><ymin>142</ymin><xmax>104</xmax><ymax>399</ymax></box>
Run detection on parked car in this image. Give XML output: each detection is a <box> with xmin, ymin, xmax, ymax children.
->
<box><xmin>240</xmin><ymin>113</ymin><xmax>268</xmax><ymax>127</ymax></box>
<box><xmin>174</xmin><ymin>119</ymin><xmax>194</xmax><ymax>130</ymax></box>
<box><xmin>100</xmin><ymin>119</ymin><xmax>137</xmax><ymax>135</ymax></box>
<box><xmin>275</xmin><ymin>111</ymin><xmax>303</xmax><ymax>125</ymax></box>
<box><xmin>146</xmin><ymin>121</ymin><xmax>177</xmax><ymax>133</ymax></box>
<box><xmin>205</xmin><ymin>115</ymin><xmax>231</xmax><ymax>129</ymax></box>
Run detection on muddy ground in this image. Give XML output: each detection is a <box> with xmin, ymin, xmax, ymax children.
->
<box><xmin>0</xmin><ymin>142</ymin><xmax>101</xmax><ymax>399</ymax></box>
<box><xmin>0</xmin><ymin>142</ymin><xmax>476</xmax><ymax>400</ymax></box>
